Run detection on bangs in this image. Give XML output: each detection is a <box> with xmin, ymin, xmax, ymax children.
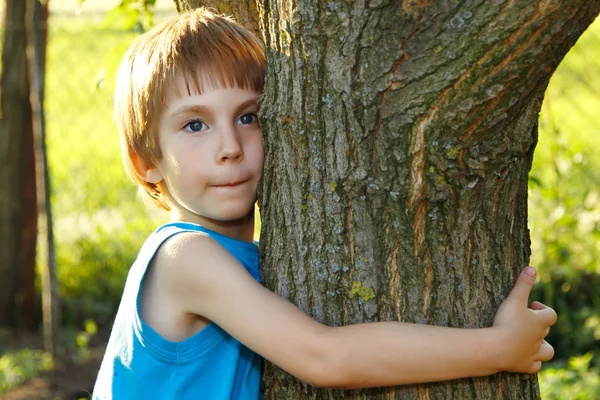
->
<box><xmin>155</xmin><ymin>10</ymin><xmax>265</xmax><ymax>102</ymax></box>
<box><xmin>171</xmin><ymin>46</ymin><xmax>265</xmax><ymax>98</ymax></box>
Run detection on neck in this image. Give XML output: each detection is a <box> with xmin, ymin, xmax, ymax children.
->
<box><xmin>170</xmin><ymin>208</ymin><xmax>256</xmax><ymax>243</ymax></box>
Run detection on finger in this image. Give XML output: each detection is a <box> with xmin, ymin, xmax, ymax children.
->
<box><xmin>507</xmin><ymin>267</ymin><xmax>537</xmax><ymax>306</ymax></box>
<box><xmin>538</xmin><ymin>341</ymin><xmax>555</xmax><ymax>362</ymax></box>
<box><xmin>536</xmin><ymin>307</ymin><xmax>558</xmax><ymax>327</ymax></box>
<box><xmin>530</xmin><ymin>301</ymin><xmax>548</xmax><ymax>310</ymax></box>
<box><xmin>543</xmin><ymin>326</ymin><xmax>550</xmax><ymax>338</ymax></box>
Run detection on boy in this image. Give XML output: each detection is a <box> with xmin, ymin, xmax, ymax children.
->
<box><xmin>93</xmin><ymin>8</ymin><xmax>557</xmax><ymax>399</ymax></box>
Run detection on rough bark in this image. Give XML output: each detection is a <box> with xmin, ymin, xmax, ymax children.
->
<box><xmin>173</xmin><ymin>0</ymin><xmax>600</xmax><ymax>398</ymax></box>
<box><xmin>258</xmin><ymin>1</ymin><xmax>600</xmax><ymax>399</ymax></box>
<box><xmin>0</xmin><ymin>0</ymin><xmax>29</xmax><ymax>327</ymax></box>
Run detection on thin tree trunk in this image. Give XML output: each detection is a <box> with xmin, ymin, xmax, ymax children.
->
<box><xmin>26</xmin><ymin>0</ymin><xmax>58</xmax><ymax>358</ymax></box>
<box><xmin>18</xmin><ymin>86</ymin><xmax>37</xmax><ymax>331</ymax></box>
<box><xmin>173</xmin><ymin>1</ymin><xmax>600</xmax><ymax>398</ymax></box>
<box><xmin>0</xmin><ymin>0</ymin><xmax>29</xmax><ymax>327</ymax></box>
<box><xmin>17</xmin><ymin>1</ymin><xmax>47</xmax><ymax>333</ymax></box>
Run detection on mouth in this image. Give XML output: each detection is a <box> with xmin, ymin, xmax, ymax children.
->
<box><xmin>212</xmin><ymin>179</ymin><xmax>249</xmax><ymax>188</ymax></box>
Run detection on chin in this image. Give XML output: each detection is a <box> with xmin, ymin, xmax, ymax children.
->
<box><xmin>214</xmin><ymin>205</ymin><xmax>255</xmax><ymax>222</ymax></box>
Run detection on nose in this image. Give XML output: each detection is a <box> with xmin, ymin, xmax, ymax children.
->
<box><xmin>218</xmin><ymin>125</ymin><xmax>243</xmax><ymax>163</ymax></box>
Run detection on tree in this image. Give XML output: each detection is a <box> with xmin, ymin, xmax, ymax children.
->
<box><xmin>26</xmin><ymin>0</ymin><xmax>58</xmax><ymax>358</ymax></box>
<box><xmin>174</xmin><ymin>1</ymin><xmax>600</xmax><ymax>398</ymax></box>
<box><xmin>0</xmin><ymin>0</ymin><xmax>30</xmax><ymax>327</ymax></box>
<box><xmin>0</xmin><ymin>0</ymin><xmax>50</xmax><ymax>332</ymax></box>
<box><xmin>18</xmin><ymin>0</ymin><xmax>49</xmax><ymax>333</ymax></box>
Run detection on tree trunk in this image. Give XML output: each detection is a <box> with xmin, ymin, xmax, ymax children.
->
<box><xmin>17</xmin><ymin>0</ymin><xmax>47</xmax><ymax>333</ymax></box>
<box><xmin>258</xmin><ymin>1</ymin><xmax>599</xmax><ymax>399</ymax></box>
<box><xmin>173</xmin><ymin>1</ymin><xmax>600</xmax><ymax>398</ymax></box>
<box><xmin>26</xmin><ymin>0</ymin><xmax>59</xmax><ymax>358</ymax></box>
<box><xmin>0</xmin><ymin>0</ymin><xmax>29</xmax><ymax>327</ymax></box>
<box><xmin>18</xmin><ymin>80</ymin><xmax>37</xmax><ymax>331</ymax></box>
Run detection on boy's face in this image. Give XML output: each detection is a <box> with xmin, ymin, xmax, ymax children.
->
<box><xmin>147</xmin><ymin>74</ymin><xmax>264</xmax><ymax>226</ymax></box>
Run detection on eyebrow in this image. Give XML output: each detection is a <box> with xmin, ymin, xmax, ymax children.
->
<box><xmin>168</xmin><ymin>98</ymin><xmax>259</xmax><ymax>119</ymax></box>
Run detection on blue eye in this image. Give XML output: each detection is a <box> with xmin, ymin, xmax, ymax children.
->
<box><xmin>237</xmin><ymin>113</ymin><xmax>258</xmax><ymax>125</ymax></box>
<box><xmin>184</xmin><ymin>119</ymin><xmax>206</xmax><ymax>132</ymax></box>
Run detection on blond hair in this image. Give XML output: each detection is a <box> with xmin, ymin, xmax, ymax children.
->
<box><xmin>115</xmin><ymin>8</ymin><xmax>266</xmax><ymax>210</ymax></box>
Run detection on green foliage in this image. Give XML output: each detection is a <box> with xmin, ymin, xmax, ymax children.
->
<box><xmin>529</xmin><ymin>18</ymin><xmax>600</xmax><ymax>278</ymax></box>
<box><xmin>102</xmin><ymin>0</ymin><xmax>157</xmax><ymax>32</ymax></box>
<box><xmin>45</xmin><ymin>20</ymin><xmax>140</xmax><ymax>217</ymax></box>
<box><xmin>540</xmin><ymin>353</ymin><xmax>600</xmax><ymax>400</ymax></box>
<box><xmin>0</xmin><ymin>322</ymin><xmax>97</xmax><ymax>394</ymax></box>
<box><xmin>60</xmin><ymin>319</ymin><xmax>100</xmax><ymax>363</ymax></box>
<box><xmin>57</xmin><ymin>218</ymin><xmax>156</xmax><ymax>326</ymax></box>
<box><xmin>531</xmin><ymin>274</ymin><xmax>600</xmax><ymax>359</ymax></box>
<box><xmin>0</xmin><ymin>349</ymin><xmax>53</xmax><ymax>395</ymax></box>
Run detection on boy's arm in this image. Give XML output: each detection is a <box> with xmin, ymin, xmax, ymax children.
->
<box><xmin>158</xmin><ymin>233</ymin><xmax>556</xmax><ymax>388</ymax></box>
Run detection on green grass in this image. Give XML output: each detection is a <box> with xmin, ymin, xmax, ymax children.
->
<box><xmin>0</xmin><ymin>349</ymin><xmax>53</xmax><ymax>396</ymax></box>
<box><xmin>539</xmin><ymin>353</ymin><xmax>600</xmax><ymax>400</ymax></box>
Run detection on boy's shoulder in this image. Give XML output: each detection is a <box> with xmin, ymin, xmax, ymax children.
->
<box><xmin>142</xmin><ymin>222</ymin><xmax>259</xmax><ymax>300</ymax></box>
<box><xmin>153</xmin><ymin>227</ymin><xmax>225</xmax><ymax>270</ymax></box>
<box><xmin>144</xmin><ymin>224</ymin><xmax>259</xmax><ymax>324</ymax></box>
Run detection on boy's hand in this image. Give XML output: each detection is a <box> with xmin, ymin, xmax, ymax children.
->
<box><xmin>492</xmin><ymin>267</ymin><xmax>557</xmax><ymax>374</ymax></box>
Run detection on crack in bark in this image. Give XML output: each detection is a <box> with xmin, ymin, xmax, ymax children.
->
<box><xmin>448</xmin><ymin>186</ymin><xmax>456</xmax><ymax>232</ymax></box>
<box><xmin>494</xmin><ymin>0</ymin><xmax>519</xmax><ymax>25</ymax></box>
<box><xmin>494</xmin><ymin>23</ymin><xmax>548</xmax><ymax>78</ymax></box>
<box><xmin>408</xmin><ymin>113</ymin><xmax>430</xmax><ymax>210</ymax></box>
<box><xmin>346</xmin><ymin>206</ymin><xmax>354</xmax><ymax>266</ymax></box>
<box><xmin>466</xmin><ymin>229</ymin><xmax>474</xmax><ymax>289</ymax></box>
<box><xmin>417</xmin><ymin>383</ymin><xmax>432</xmax><ymax>400</ymax></box>
<box><xmin>422</xmin><ymin>250</ymin><xmax>433</xmax><ymax>320</ymax></box>
<box><xmin>413</xmin><ymin>201</ymin><xmax>427</xmax><ymax>258</ymax></box>
<box><xmin>390</xmin><ymin>241</ymin><xmax>401</xmax><ymax>320</ymax></box>
<box><xmin>384</xmin><ymin>387</ymin><xmax>395</xmax><ymax>400</ymax></box>
<box><xmin>498</xmin><ymin>376</ymin><xmax>504</xmax><ymax>399</ymax></box>
<box><xmin>408</xmin><ymin>101</ymin><xmax>432</xmax><ymax>267</ymax></box>
<box><xmin>459</xmin><ymin>83</ymin><xmax>511</xmax><ymax>145</ymax></box>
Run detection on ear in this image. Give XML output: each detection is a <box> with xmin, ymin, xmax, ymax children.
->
<box><xmin>131</xmin><ymin>153</ymin><xmax>163</xmax><ymax>184</ymax></box>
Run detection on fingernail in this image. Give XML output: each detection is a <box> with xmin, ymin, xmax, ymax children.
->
<box><xmin>525</xmin><ymin>266</ymin><xmax>536</xmax><ymax>276</ymax></box>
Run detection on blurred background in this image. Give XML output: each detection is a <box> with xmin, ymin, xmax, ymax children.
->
<box><xmin>0</xmin><ymin>1</ymin><xmax>598</xmax><ymax>399</ymax></box>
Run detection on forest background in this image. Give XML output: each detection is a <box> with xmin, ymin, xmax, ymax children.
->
<box><xmin>0</xmin><ymin>0</ymin><xmax>598</xmax><ymax>398</ymax></box>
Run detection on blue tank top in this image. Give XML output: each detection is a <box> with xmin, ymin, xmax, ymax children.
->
<box><xmin>93</xmin><ymin>222</ymin><xmax>262</xmax><ymax>400</ymax></box>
